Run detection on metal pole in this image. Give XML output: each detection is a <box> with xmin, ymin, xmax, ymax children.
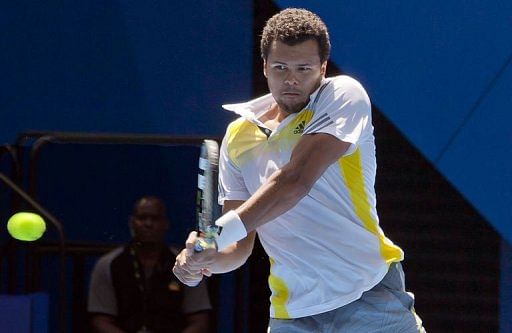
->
<box><xmin>0</xmin><ymin>173</ymin><xmax>67</xmax><ymax>333</ymax></box>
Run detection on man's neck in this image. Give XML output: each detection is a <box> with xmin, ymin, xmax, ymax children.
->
<box><xmin>259</xmin><ymin>103</ymin><xmax>290</xmax><ymax>130</ymax></box>
<box><xmin>132</xmin><ymin>242</ymin><xmax>164</xmax><ymax>265</ymax></box>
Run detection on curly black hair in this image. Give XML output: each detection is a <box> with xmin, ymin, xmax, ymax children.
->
<box><xmin>260</xmin><ymin>8</ymin><xmax>331</xmax><ymax>63</ymax></box>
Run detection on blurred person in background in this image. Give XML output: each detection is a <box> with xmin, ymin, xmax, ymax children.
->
<box><xmin>88</xmin><ymin>196</ymin><xmax>211</xmax><ymax>333</ymax></box>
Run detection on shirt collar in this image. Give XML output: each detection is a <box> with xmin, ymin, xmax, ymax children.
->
<box><xmin>222</xmin><ymin>93</ymin><xmax>275</xmax><ymax>122</ymax></box>
<box><xmin>222</xmin><ymin>78</ymin><xmax>328</xmax><ymax>121</ymax></box>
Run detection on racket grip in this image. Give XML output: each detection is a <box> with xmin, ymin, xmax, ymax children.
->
<box><xmin>194</xmin><ymin>236</ymin><xmax>217</xmax><ymax>252</ymax></box>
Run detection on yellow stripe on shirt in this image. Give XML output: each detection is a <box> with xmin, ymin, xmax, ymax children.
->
<box><xmin>226</xmin><ymin>118</ymin><xmax>267</xmax><ymax>168</ymax></box>
<box><xmin>268</xmin><ymin>257</ymin><xmax>290</xmax><ymax>318</ymax></box>
<box><xmin>339</xmin><ymin>148</ymin><xmax>403</xmax><ymax>265</ymax></box>
<box><xmin>226</xmin><ymin>110</ymin><xmax>314</xmax><ymax>168</ymax></box>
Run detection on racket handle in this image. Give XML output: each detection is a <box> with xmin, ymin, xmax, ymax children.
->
<box><xmin>194</xmin><ymin>237</ymin><xmax>217</xmax><ymax>252</ymax></box>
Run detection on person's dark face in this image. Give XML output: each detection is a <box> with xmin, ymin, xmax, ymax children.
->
<box><xmin>129</xmin><ymin>199</ymin><xmax>168</xmax><ymax>244</ymax></box>
<box><xmin>264</xmin><ymin>39</ymin><xmax>327</xmax><ymax>115</ymax></box>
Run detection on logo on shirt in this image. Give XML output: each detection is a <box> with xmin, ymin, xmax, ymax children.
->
<box><xmin>293</xmin><ymin>121</ymin><xmax>305</xmax><ymax>134</ymax></box>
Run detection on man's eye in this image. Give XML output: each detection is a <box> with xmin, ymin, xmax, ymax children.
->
<box><xmin>298</xmin><ymin>67</ymin><xmax>312</xmax><ymax>72</ymax></box>
<box><xmin>273</xmin><ymin>65</ymin><xmax>286</xmax><ymax>70</ymax></box>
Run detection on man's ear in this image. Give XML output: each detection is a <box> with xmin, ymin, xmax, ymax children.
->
<box><xmin>263</xmin><ymin>59</ymin><xmax>268</xmax><ymax>78</ymax></box>
<box><xmin>128</xmin><ymin>217</ymin><xmax>135</xmax><ymax>237</ymax></box>
<box><xmin>320</xmin><ymin>61</ymin><xmax>327</xmax><ymax>77</ymax></box>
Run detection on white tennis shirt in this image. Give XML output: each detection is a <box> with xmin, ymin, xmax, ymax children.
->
<box><xmin>218</xmin><ymin>75</ymin><xmax>403</xmax><ymax>319</ymax></box>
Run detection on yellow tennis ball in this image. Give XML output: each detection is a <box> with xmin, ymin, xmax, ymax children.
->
<box><xmin>7</xmin><ymin>212</ymin><xmax>46</xmax><ymax>241</ymax></box>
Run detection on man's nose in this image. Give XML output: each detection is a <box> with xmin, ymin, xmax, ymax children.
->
<box><xmin>284</xmin><ymin>71</ymin><xmax>298</xmax><ymax>85</ymax></box>
<box><xmin>142</xmin><ymin>218</ymin><xmax>155</xmax><ymax>227</ymax></box>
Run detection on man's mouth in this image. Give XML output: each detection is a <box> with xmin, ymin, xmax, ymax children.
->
<box><xmin>139</xmin><ymin>230</ymin><xmax>156</xmax><ymax>237</ymax></box>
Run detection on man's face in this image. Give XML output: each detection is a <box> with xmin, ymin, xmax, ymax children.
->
<box><xmin>129</xmin><ymin>199</ymin><xmax>168</xmax><ymax>244</ymax></box>
<box><xmin>264</xmin><ymin>39</ymin><xmax>327</xmax><ymax>115</ymax></box>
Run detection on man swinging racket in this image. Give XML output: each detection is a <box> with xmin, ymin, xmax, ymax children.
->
<box><xmin>173</xmin><ymin>8</ymin><xmax>426</xmax><ymax>333</ymax></box>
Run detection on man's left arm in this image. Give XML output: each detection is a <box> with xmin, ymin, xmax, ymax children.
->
<box><xmin>180</xmin><ymin>279</ymin><xmax>211</xmax><ymax>333</ymax></box>
<box><xmin>182</xmin><ymin>312</ymin><xmax>209</xmax><ymax>333</ymax></box>
<box><xmin>236</xmin><ymin>132</ymin><xmax>351</xmax><ymax>232</ymax></box>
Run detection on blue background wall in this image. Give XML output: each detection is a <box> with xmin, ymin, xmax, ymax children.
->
<box><xmin>1</xmin><ymin>1</ymin><xmax>252</xmax><ymax>140</ymax></box>
<box><xmin>1</xmin><ymin>1</ymin><xmax>253</xmax><ymax>332</ymax></box>
<box><xmin>2</xmin><ymin>0</ymin><xmax>512</xmax><ymax>332</ymax></box>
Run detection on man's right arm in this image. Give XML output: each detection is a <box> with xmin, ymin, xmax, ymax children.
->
<box><xmin>88</xmin><ymin>252</ymin><xmax>124</xmax><ymax>332</ymax></box>
<box><xmin>90</xmin><ymin>314</ymin><xmax>125</xmax><ymax>333</ymax></box>
<box><xmin>173</xmin><ymin>200</ymin><xmax>256</xmax><ymax>285</ymax></box>
<box><xmin>205</xmin><ymin>199</ymin><xmax>256</xmax><ymax>274</ymax></box>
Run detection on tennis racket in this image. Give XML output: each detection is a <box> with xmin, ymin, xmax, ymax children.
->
<box><xmin>194</xmin><ymin>139</ymin><xmax>221</xmax><ymax>252</ymax></box>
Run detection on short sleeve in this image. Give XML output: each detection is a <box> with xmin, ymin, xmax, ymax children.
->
<box><xmin>87</xmin><ymin>250</ymin><xmax>121</xmax><ymax>315</ymax></box>
<box><xmin>218</xmin><ymin>130</ymin><xmax>251</xmax><ymax>205</ymax></box>
<box><xmin>304</xmin><ymin>76</ymin><xmax>372</xmax><ymax>152</ymax></box>
<box><xmin>181</xmin><ymin>279</ymin><xmax>212</xmax><ymax>314</ymax></box>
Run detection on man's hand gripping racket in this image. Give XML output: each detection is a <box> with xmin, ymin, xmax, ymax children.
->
<box><xmin>173</xmin><ymin>140</ymin><xmax>220</xmax><ymax>287</ymax></box>
<box><xmin>173</xmin><ymin>139</ymin><xmax>248</xmax><ymax>286</ymax></box>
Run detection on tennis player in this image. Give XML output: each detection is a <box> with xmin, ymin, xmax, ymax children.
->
<box><xmin>174</xmin><ymin>8</ymin><xmax>426</xmax><ymax>332</ymax></box>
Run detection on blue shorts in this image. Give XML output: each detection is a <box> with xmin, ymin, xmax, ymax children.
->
<box><xmin>268</xmin><ymin>263</ymin><xmax>426</xmax><ymax>333</ymax></box>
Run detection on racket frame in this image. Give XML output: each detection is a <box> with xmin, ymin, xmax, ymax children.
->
<box><xmin>194</xmin><ymin>139</ymin><xmax>220</xmax><ymax>252</ymax></box>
